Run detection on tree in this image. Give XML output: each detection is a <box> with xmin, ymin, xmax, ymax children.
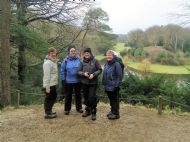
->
<box><xmin>11</xmin><ymin>0</ymin><xmax>91</xmax><ymax>82</ymax></box>
<box><xmin>80</xmin><ymin>7</ymin><xmax>111</xmax><ymax>54</ymax></box>
<box><xmin>127</xmin><ymin>29</ymin><xmax>146</xmax><ymax>48</ymax></box>
<box><xmin>0</xmin><ymin>0</ymin><xmax>11</xmax><ymax>107</ymax></box>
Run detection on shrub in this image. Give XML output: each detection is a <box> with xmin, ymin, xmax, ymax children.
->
<box><xmin>120</xmin><ymin>49</ymin><xmax>128</xmax><ymax>57</ymax></box>
<box><xmin>154</xmin><ymin>51</ymin><xmax>182</xmax><ymax>65</ymax></box>
<box><xmin>120</xmin><ymin>72</ymin><xmax>190</xmax><ymax>111</ymax></box>
<box><xmin>184</xmin><ymin>52</ymin><xmax>190</xmax><ymax>58</ymax></box>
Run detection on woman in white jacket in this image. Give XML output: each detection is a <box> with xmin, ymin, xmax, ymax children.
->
<box><xmin>43</xmin><ymin>47</ymin><xmax>58</xmax><ymax>119</ymax></box>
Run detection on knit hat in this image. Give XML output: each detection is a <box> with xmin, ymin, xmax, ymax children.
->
<box><xmin>83</xmin><ymin>47</ymin><xmax>92</xmax><ymax>54</ymax></box>
<box><xmin>68</xmin><ymin>44</ymin><xmax>76</xmax><ymax>52</ymax></box>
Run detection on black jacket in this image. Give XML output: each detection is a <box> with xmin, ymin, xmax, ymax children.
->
<box><xmin>78</xmin><ymin>57</ymin><xmax>102</xmax><ymax>85</ymax></box>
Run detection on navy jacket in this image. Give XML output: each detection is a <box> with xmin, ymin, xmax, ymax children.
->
<box><xmin>60</xmin><ymin>55</ymin><xmax>80</xmax><ymax>83</ymax></box>
<box><xmin>102</xmin><ymin>59</ymin><xmax>123</xmax><ymax>92</ymax></box>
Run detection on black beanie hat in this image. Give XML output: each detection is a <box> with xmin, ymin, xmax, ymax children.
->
<box><xmin>83</xmin><ymin>47</ymin><xmax>92</xmax><ymax>54</ymax></box>
<box><xmin>68</xmin><ymin>44</ymin><xmax>76</xmax><ymax>52</ymax></box>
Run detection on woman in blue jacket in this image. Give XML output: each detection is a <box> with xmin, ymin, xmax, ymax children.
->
<box><xmin>103</xmin><ymin>50</ymin><xmax>123</xmax><ymax>120</ymax></box>
<box><xmin>60</xmin><ymin>45</ymin><xmax>83</xmax><ymax>115</ymax></box>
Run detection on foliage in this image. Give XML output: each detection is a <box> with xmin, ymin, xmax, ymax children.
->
<box><xmin>11</xmin><ymin>23</ymin><xmax>49</xmax><ymax>57</ymax></box>
<box><xmin>120</xmin><ymin>49</ymin><xmax>128</xmax><ymax>57</ymax></box>
<box><xmin>154</xmin><ymin>51</ymin><xmax>184</xmax><ymax>65</ymax></box>
<box><xmin>120</xmin><ymin>72</ymin><xmax>190</xmax><ymax>111</ymax></box>
<box><xmin>127</xmin><ymin>48</ymin><xmax>149</xmax><ymax>58</ymax></box>
<box><xmin>126</xmin><ymin>24</ymin><xmax>190</xmax><ymax>53</ymax></box>
<box><xmin>96</xmin><ymin>32</ymin><xmax>117</xmax><ymax>55</ymax></box>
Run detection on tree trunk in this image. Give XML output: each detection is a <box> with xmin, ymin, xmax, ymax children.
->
<box><xmin>80</xmin><ymin>28</ymin><xmax>88</xmax><ymax>56</ymax></box>
<box><xmin>0</xmin><ymin>0</ymin><xmax>11</xmax><ymax>107</ymax></box>
<box><xmin>17</xmin><ymin>1</ymin><xmax>27</xmax><ymax>83</ymax></box>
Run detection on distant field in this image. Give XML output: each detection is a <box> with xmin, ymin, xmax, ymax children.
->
<box><xmin>96</xmin><ymin>54</ymin><xmax>105</xmax><ymax>60</ymax></box>
<box><xmin>114</xmin><ymin>43</ymin><xmax>130</xmax><ymax>56</ymax></box>
<box><xmin>127</xmin><ymin>61</ymin><xmax>190</xmax><ymax>74</ymax></box>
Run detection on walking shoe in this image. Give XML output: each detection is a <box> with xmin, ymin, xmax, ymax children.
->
<box><xmin>77</xmin><ymin>109</ymin><xmax>83</xmax><ymax>113</ymax></box>
<box><xmin>82</xmin><ymin>111</ymin><xmax>91</xmax><ymax>117</ymax></box>
<box><xmin>107</xmin><ymin>111</ymin><xmax>113</xmax><ymax>117</ymax></box>
<box><xmin>64</xmin><ymin>111</ymin><xmax>70</xmax><ymax>115</ymax></box>
<box><xmin>51</xmin><ymin>111</ymin><xmax>57</xmax><ymax>115</ymax></box>
<box><xmin>108</xmin><ymin>114</ymin><xmax>120</xmax><ymax>120</ymax></box>
<box><xmin>91</xmin><ymin>114</ymin><xmax>96</xmax><ymax>121</ymax></box>
<box><xmin>44</xmin><ymin>113</ymin><xmax>57</xmax><ymax>119</ymax></box>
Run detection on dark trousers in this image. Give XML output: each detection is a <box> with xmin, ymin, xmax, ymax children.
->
<box><xmin>44</xmin><ymin>85</ymin><xmax>57</xmax><ymax>114</ymax></box>
<box><xmin>64</xmin><ymin>83</ymin><xmax>82</xmax><ymax>111</ymax></box>
<box><xmin>83</xmin><ymin>84</ymin><xmax>97</xmax><ymax>114</ymax></box>
<box><xmin>106</xmin><ymin>89</ymin><xmax>120</xmax><ymax>115</ymax></box>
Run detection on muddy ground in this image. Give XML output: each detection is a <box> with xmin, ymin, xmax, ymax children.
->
<box><xmin>0</xmin><ymin>104</ymin><xmax>190</xmax><ymax>142</ymax></box>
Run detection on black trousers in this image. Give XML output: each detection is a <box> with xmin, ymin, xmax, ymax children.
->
<box><xmin>44</xmin><ymin>85</ymin><xmax>57</xmax><ymax>114</ymax></box>
<box><xmin>64</xmin><ymin>83</ymin><xmax>82</xmax><ymax>111</ymax></box>
<box><xmin>83</xmin><ymin>84</ymin><xmax>97</xmax><ymax>114</ymax></box>
<box><xmin>106</xmin><ymin>89</ymin><xmax>120</xmax><ymax>115</ymax></box>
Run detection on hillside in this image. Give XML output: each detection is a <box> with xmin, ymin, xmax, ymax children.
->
<box><xmin>1</xmin><ymin>104</ymin><xmax>190</xmax><ymax>142</ymax></box>
<box><xmin>143</xmin><ymin>46</ymin><xmax>170</xmax><ymax>60</ymax></box>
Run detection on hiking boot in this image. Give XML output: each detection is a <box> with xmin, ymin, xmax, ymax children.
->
<box><xmin>108</xmin><ymin>113</ymin><xmax>120</xmax><ymax>120</ymax></box>
<box><xmin>107</xmin><ymin>111</ymin><xmax>113</xmax><ymax>117</ymax></box>
<box><xmin>51</xmin><ymin>111</ymin><xmax>57</xmax><ymax>115</ymax></box>
<box><xmin>82</xmin><ymin>111</ymin><xmax>91</xmax><ymax>117</ymax></box>
<box><xmin>44</xmin><ymin>113</ymin><xmax>57</xmax><ymax>119</ymax></box>
<box><xmin>91</xmin><ymin>114</ymin><xmax>96</xmax><ymax>121</ymax></box>
<box><xmin>77</xmin><ymin>109</ymin><xmax>83</xmax><ymax>113</ymax></box>
<box><xmin>64</xmin><ymin>111</ymin><xmax>70</xmax><ymax>115</ymax></box>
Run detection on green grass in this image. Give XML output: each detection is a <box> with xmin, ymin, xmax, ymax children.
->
<box><xmin>127</xmin><ymin>61</ymin><xmax>190</xmax><ymax>74</ymax></box>
<box><xmin>96</xmin><ymin>54</ymin><xmax>105</xmax><ymax>61</ymax></box>
<box><xmin>114</xmin><ymin>43</ymin><xmax>126</xmax><ymax>52</ymax></box>
<box><xmin>113</xmin><ymin>43</ymin><xmax>130</xmax><ymax>57</ymax></box>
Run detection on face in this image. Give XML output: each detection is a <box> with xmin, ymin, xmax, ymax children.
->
<box><xmin>49</xmin><ymin>50</ymin><xmax>57</xmax><ymax>59</ymax></box>
<box><xmin>84</xmin><ymin>52</ymin><xmax>91</xmax><ymax>59</ymax></box>
<box><xmin>106</xmin><ymin>53</ymin><xmax>114</xmax><ymax>61</ymax></box>
<box><xmin>69</xmin><ymin>48</ymin><xmax>76</xmax><ymax>58</ymax></box>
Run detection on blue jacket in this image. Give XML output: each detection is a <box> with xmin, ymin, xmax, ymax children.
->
<box><xmin>60</xmin><ymin>55</ymin><xmax>80</xmax><ymax>83</ymax></box>
<box><xmin>102</xmin><ymin>60</ymin><xmax>123</xmax><ymax>92</ymax></box>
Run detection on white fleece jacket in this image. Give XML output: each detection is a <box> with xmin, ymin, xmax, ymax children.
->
<box><xmin>43</xmin><ymin>59</ymin><xmax>58</xmax><ymax>88</ymax></box>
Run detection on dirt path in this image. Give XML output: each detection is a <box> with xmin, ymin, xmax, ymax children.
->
<box><xmin>0</xmin><ymin>104</ymin><xmax>190</xmax><ymax>142</ymax></box>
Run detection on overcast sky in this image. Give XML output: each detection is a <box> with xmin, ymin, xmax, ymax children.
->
<box><xmin>95</xmin><ymin>0</ymin><xmax>189</xmax><ymax>34</ymax></box>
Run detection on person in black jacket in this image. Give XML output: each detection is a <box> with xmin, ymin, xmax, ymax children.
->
<box><xmin>102</xmin><ymin>50</ymin><xmax>123</xmax><ymax>120</ymax></box>
<box><xmin>78</xmin><ymin>47</ymin><xmax>102</xmax><ymax>121</ymax></box>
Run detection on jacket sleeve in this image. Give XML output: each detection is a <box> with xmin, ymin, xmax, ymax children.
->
<box><xmin>60</xmin><ymin>60</ymin><xmax>66</xmax><ymax>81</ymax></box>
<box><xmin>78</xmin><ymin>62</ymin><xmax>84</xmax><ymax>76</ymax></box>
<box><xmin>43</xmin><ymin>62</ymin><xmax>51</xmax><ymax>87</ymax></box>
<box><xmin>115</xmin><ymin>62</ymin><xmax>123</xmax><ymax>88</ymax></box>
<box><xmin>93</xmin><ymin>60</ymin><xmax>102</xmax><ymax>77</ymax></box>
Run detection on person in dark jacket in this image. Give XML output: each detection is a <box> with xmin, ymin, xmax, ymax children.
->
<box><xmin>102</xmin><ymin>50</ymin><xmax>123</xmax><ymax>120</ymax></box>
<box><xmin>78</xmin><ymin>47</ymin><xmax>102</xmax><ymax>121</ymax></box>
<box><xmin>60</xmin><ymin>45</ymin><xmax>83</xmax><ymax>115</ymax></box>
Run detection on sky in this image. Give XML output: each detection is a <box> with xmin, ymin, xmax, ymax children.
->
<box><xmin>94</xmin><ymin>0</ymin><xmax>189</xmax><ymax>34</ymax></box>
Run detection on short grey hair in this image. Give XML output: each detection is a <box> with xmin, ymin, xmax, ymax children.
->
<box><xmin>106</xmin><ymin>50</ymin><xmax>115</xmax><ymax>55</ymax></box>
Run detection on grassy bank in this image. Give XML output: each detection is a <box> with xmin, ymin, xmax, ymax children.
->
<box><xmin>127</xmin><ymin>61</ymin><xmax>190</xmax><ymax>74</ymax></box>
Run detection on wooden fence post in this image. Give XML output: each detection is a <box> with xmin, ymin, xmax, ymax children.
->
<box><xmin>158</xmin><ymin>96</ymin><xmax>163</xmax><ymax>115</ymax></box>
<box><xmin>16</xmin><ymin>90</ymin><xmax>20</xmax><ymax>108</ymax></box>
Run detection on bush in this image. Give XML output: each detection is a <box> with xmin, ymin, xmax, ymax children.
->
<box><xmin>154</xmin><ymin>51</ymin><xmax>182</xmax><ymax>65</ymax></box>
<box><xmin>184</xmin><ymin>52</ymin><xmax>190</xmax><ymax>58</ymax></box>
<box><xmin>120</xmin><ymin>49</ymin><xmax>128</xmax><ymax>57</ymax></box>
<box><xmin>128</xmin><ymin>48</ymin><xmax>149</xmax><ymax>58</ymax></box>
<box><xmin>120</xmin><ymin>72</ymin><xmax>190</xmax><ymax>111</ymax></box>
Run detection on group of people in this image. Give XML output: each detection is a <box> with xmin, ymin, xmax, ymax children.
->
<box><xmin>43</xmin><ymin>45</ymin><xmax>123</xmax><ymax>121</ymax></box>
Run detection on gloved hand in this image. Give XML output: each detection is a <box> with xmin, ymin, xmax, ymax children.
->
<box><xmin>46</xmin><ymin>86</ymin><xmax>50</xmax><ymax>94</ymax></box>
